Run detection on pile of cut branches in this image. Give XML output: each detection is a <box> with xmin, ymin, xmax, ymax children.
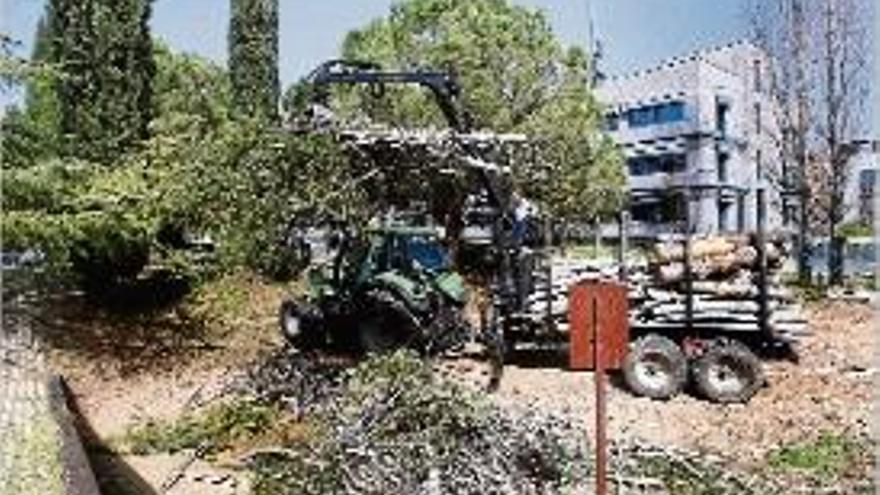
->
<box><xmin>243</xmin><ymin>350</ymin><xmax>589</xmax><ymax>495</ymax></box>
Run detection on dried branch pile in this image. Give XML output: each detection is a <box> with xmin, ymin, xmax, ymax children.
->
<box><xmin>244</xmin><ymin>351</ymin><xmax>589</xmax><ymax>495</ymax></box>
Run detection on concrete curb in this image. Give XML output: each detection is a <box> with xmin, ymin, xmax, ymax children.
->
<box><xmin>47</xmin><ymin>376</ymin><xmax>101</xmax><ymax>495</ymax></box>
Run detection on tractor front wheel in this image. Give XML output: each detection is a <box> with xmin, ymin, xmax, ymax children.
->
<box><xmin>357</xmin><ymin>290</ymin><xmax>420</xmax><ymax>354</ymax></box>
<box><xmin>278</xmin><ymin>299</ymin><xmax>324</xmax><ymax>349</ymax></box>
<box><xmin>622</xmin><ymin>334</ymin><xmax>687</xmax><ymax>400</ymax></box>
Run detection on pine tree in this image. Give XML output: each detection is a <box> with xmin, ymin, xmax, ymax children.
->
<box><xmin>49</xmin><ymin>0</ymin><xmax>155</xmax><ymax>163</ymax></box>
<box><xmin>229</xmin><ymin>0</ymin><xmax>279</xmax><ymax>122</ymax></box>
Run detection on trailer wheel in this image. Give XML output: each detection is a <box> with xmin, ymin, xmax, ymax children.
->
<box><xmin>622</xmin><ymin>334</ymin><xmax>687</xmax><ymax>400</ymax></box>
<box><xmin>693</xmin><ymin>339</ymin><xmax>764</xmax><ymax>403</ymax></box>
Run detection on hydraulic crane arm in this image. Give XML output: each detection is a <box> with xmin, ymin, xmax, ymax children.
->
<box><xmin>304</xmin><ymin>59</ymin><xmax>514</xmax><ymax>226</ymax></box>
<box><xmin>306</xmin><ymin>59</ymin><xmax>471</xmax><ymax>133</ymax></box>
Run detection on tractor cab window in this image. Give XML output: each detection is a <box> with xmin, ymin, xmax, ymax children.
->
<box><xmin>406</xmin><ymin>236</ymin><xmax>449</xmax><ymax>272</ymax></box>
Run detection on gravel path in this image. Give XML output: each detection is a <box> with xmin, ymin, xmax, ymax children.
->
<box><xmin>0</xmin><ymin>316</ymin><xmax>66</xmax><ymax>495</ymax></box>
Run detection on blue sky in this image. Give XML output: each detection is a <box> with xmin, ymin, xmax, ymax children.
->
<box><xmin>1</xmin><ymin>0</ymin><xmax>750</xmax><ymax>108</ymax></box>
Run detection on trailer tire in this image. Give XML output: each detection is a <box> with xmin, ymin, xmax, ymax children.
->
<box><xmin>692</xmin><ymin>339</ymin><xmax>763</xmax><ymax>403</ymax></box>
<box><xmin>622</xmin><ymin>334</ymin><xmax>687</xmax><ymax>400</ymax></box>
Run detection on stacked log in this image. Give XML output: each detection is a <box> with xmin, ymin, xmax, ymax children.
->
<box><xmin>519</xmin><ymin>235</ymin><xmax>809</xmax><ymax>344</ymax></box>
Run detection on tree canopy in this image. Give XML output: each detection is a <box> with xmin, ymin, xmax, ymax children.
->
<box><xmin>49</xmin><ymin>0</ymin><xmax>155</xmax><ymax>163</ymax></box>
<box><xmin>229</xmin><ymin>0</ymin><xmax>280</xmax><ymax>122</ymax></box>
<box><xmin>330</xmin><ymin>0</ymin><xmax>624</xmax><ymax>221</ymax></box>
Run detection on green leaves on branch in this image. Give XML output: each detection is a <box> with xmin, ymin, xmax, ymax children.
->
<box><xmin>335</xmin><ymin>0</ymin><xmax>625</xmax><ymax>221</ymax></box>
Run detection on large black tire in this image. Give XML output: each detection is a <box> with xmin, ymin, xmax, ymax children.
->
<box><xmin>357</xmin><ymin>290</ymin><xmax>420</xmax><ymax>354</ymax></box>
<box><xmin>622</xmin><ymin>334</ymin><xmax>687</xmax><ymax>400</ymax></box>
<box><xmin>692</xmin><ymin>339</ymin><xmax>764</xmax><ymax>403</ymax></box>
<box><xmin>278</xmin><ymin>299</ymin><xmax>323</xmax><ymax>349</ymax></box>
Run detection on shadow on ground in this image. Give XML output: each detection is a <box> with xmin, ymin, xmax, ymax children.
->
<box><xmin>63</xmin><ymin>378</ymin><xmax>158</xmax><ymax>495</ymax></box>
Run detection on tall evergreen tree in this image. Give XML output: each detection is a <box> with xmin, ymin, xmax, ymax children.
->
<box><xmin>228</xmin><ymin>0</ymin><xmax>279</xmax><ymax>122</ymax></box>
<box><xmin>50</xmin><ymin>0</ymin><xmax>155</xmax><ymax>163</ymax></box>
<box><xmin>23</xmin><ymin>10</ymin><xmax>62</xmax><ymax>158</ymax></box>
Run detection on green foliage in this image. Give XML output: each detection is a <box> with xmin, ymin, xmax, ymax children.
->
<box><xmin>340</xmin><ymin>0</ymin><xmax>561</xmax><ymax>130</ymax></box>
<box><xmin>518</xmin><ymin>46</ymin><xmax>625</xmax><ymax>221</ymax></box>
<box><xmin>49</xmin><ymin>0</ymin><xmax>155</xmax><ymax>163</ymax></box>
<box><xmin>334</xmin><ymin>0</ymin><xmax>625</xmax><ymax>220</ymax></box>
<box><xmin>229</xmin><ymin>0</ymin><xmax>279</xmax><ymax>121</ymax></box>
<box><xmin>151</xmin><ymin>42</ymin><xmax>233</xmax><ymax>136</ymax></box>
<box><xmin>632</xmin><ymin>454</ymin><xmax>762</xmax><ymax>495</ymax></box>
<box><xmin>837</xmin><ymin>221</ymin><xmax>872</xmax><ymax>239</ymax></box>
<box><xmin>144</xmin><ymin>121</ymin><xmax>350</xmax><ymax>279</ymax></box>
<box><xmin>3</xmin><ymin>38</ymin><xmax>347</xmax><ymax>292</ymax></box>
<box><xmin>126</xmin><ymin>399</ymin><xmax>278</xmax><ymax>455</ymax></box>
<box><xmin>768</xmin><ymin>433</ymin><xmax>864</xmax><ymax>478</ymax></box>
<box><xmin>1</xmin><ymin>21</ymin><xmax>63</xmax><ymax>168</ymax></box>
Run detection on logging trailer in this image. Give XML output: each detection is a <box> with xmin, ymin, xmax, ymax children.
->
<box><xmin>279</xmin><ymin>60</ymin><xmax>803</xmax><ymax>403</ymax></box>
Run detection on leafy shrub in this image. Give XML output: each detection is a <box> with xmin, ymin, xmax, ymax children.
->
<box><xmin>126</xmin><ymin>399</ymin><xmax>278</xmax><ymax>456</ymax></box>
<box><xmin>768</xmin><ymin>433</ymin><xmax>864</xmax><ymax>477</ymax></box>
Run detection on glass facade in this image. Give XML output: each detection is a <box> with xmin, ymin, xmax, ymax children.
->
<box><xmin>625</xmin><ymin>102</ymin><xmax>685</xmax><ymax>128</ymax></box>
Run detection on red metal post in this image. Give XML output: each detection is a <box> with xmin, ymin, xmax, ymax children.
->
<box><xmin>593</xmin><ymin>294</ymin><xmax>608</xmax><ymax>495</ymax></box>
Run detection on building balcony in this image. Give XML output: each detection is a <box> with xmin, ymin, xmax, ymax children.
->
<box><xmin>611</xmin><ymin>119</ymin><xmax>706</xmax><ymax>145</ymax></box>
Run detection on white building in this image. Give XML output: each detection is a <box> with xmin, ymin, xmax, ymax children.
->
<box><xmin>596</xmin><ymin>40</ymin><xmax>781</xmax><ymax>238</ymax></box>
<box><xmin>843</xmin><ymin>139</ymin><xmax>880</xmax><ymax>226</ymax></box>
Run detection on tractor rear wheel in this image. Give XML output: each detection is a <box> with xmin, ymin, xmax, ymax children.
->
<box><xmin>693</xmin><ymin>339</ymin><xmax>763</xmax><ymax>403</ymax></box>
<box><xmin>622</xmin><ymin>334</ymin><xmax>687</xmax><ymax>400</ymax></box>
<box><xmin>357</xmin><ymin>290</ymin><xmax>420</xmax><ymax>354</ymax></box>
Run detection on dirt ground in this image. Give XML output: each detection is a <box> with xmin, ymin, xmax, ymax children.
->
<box><xmin>51</xmin><ymin>300</ymin><xmax>876</xmax><ymax>493</ymax></box>
<box><xmin>495</xmin><ymin>300</ymin><xmax>876</xmax><ymax>466</ymax></box>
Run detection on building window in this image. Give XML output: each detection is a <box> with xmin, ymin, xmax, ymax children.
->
<box><xmin>737</xmin><ymin>194</ymin><xmax>746</xmax><ymax>232</ymax></box>
<box><xmin>716</xmin><ymin>101</ymin><xmax>730</xmax><ymax>137</ymax></box>
<box><xmin>657</xmin><ymin>102</ymin><xmax>685</xmax><ymax>123</ymax></box>
<box><xmin>754</xmin><ymin>102</ymin><xmax>762</xmax><ymax>133</ymax></box>
<box><xmin>628</xmin><ymin>107</ymin><xmax>655</xmax><ymax>127</ymax></box>
<box><xmin>756</xmin><ymin>149</ymin><xmax>763</xmax><ymax>181</ymax></box>
<box><xmin>859</xmin><ymin>168</ymin><xmax>876</xmax><ymax>193</ymax></box>
<box><xmin>627</xmin><ymin>154</ymin><xmax>687</xmax><ymax>176</ymax></box>
<box><xmin>717</xmin><ymin>151</ymin><xmax>729</xmax><ymax>183</ymax></box>
<box><xmin>718</xmin><ymin>199</ymin><xmax>730</xmax><ymax>232</ymax></box>
<box><xmin>753</xmin><ymin>59</ymin><xmax>762</xmax><ymax>93</ymax></box>
<box><xmin>626</xmin><ymin>102</ymin><xmax>686</xmax><ymax>128</ymax></box>
<box><xmin>604</xmin><ymin>114</ymin><xmax>619</xmax><ymax>131</ymax></box>
<box><xmin>633</xmin><ymin>195</ymin><xmax>687</xmax><ymax>223</ymax></box>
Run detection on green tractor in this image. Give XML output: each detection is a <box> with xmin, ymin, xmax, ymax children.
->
<box><xmin>279</xmin><ymin>223</ymin><xmax>474</xmax><ymax>355</ymax></box>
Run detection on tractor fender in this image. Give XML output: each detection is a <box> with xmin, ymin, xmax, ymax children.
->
<box><xmin>432</xmin><ymin>271</ymin><xmax>468</xmax><ymax>305</ymax></box>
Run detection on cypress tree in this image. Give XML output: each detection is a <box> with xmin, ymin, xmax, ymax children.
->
<box><xmin>228</xmin><ymin>0</ymin><xmax>279</xmax><ymax>122</ymax></box>
<box><xmin>49</xmin><ymin>0</ymin><xmax>155</xmax><ymax>163</ymax></box>
<box><xmin>23</xmin><ymin>10</ymin><xmax>62</xmax><ymax>158</ymax></box>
